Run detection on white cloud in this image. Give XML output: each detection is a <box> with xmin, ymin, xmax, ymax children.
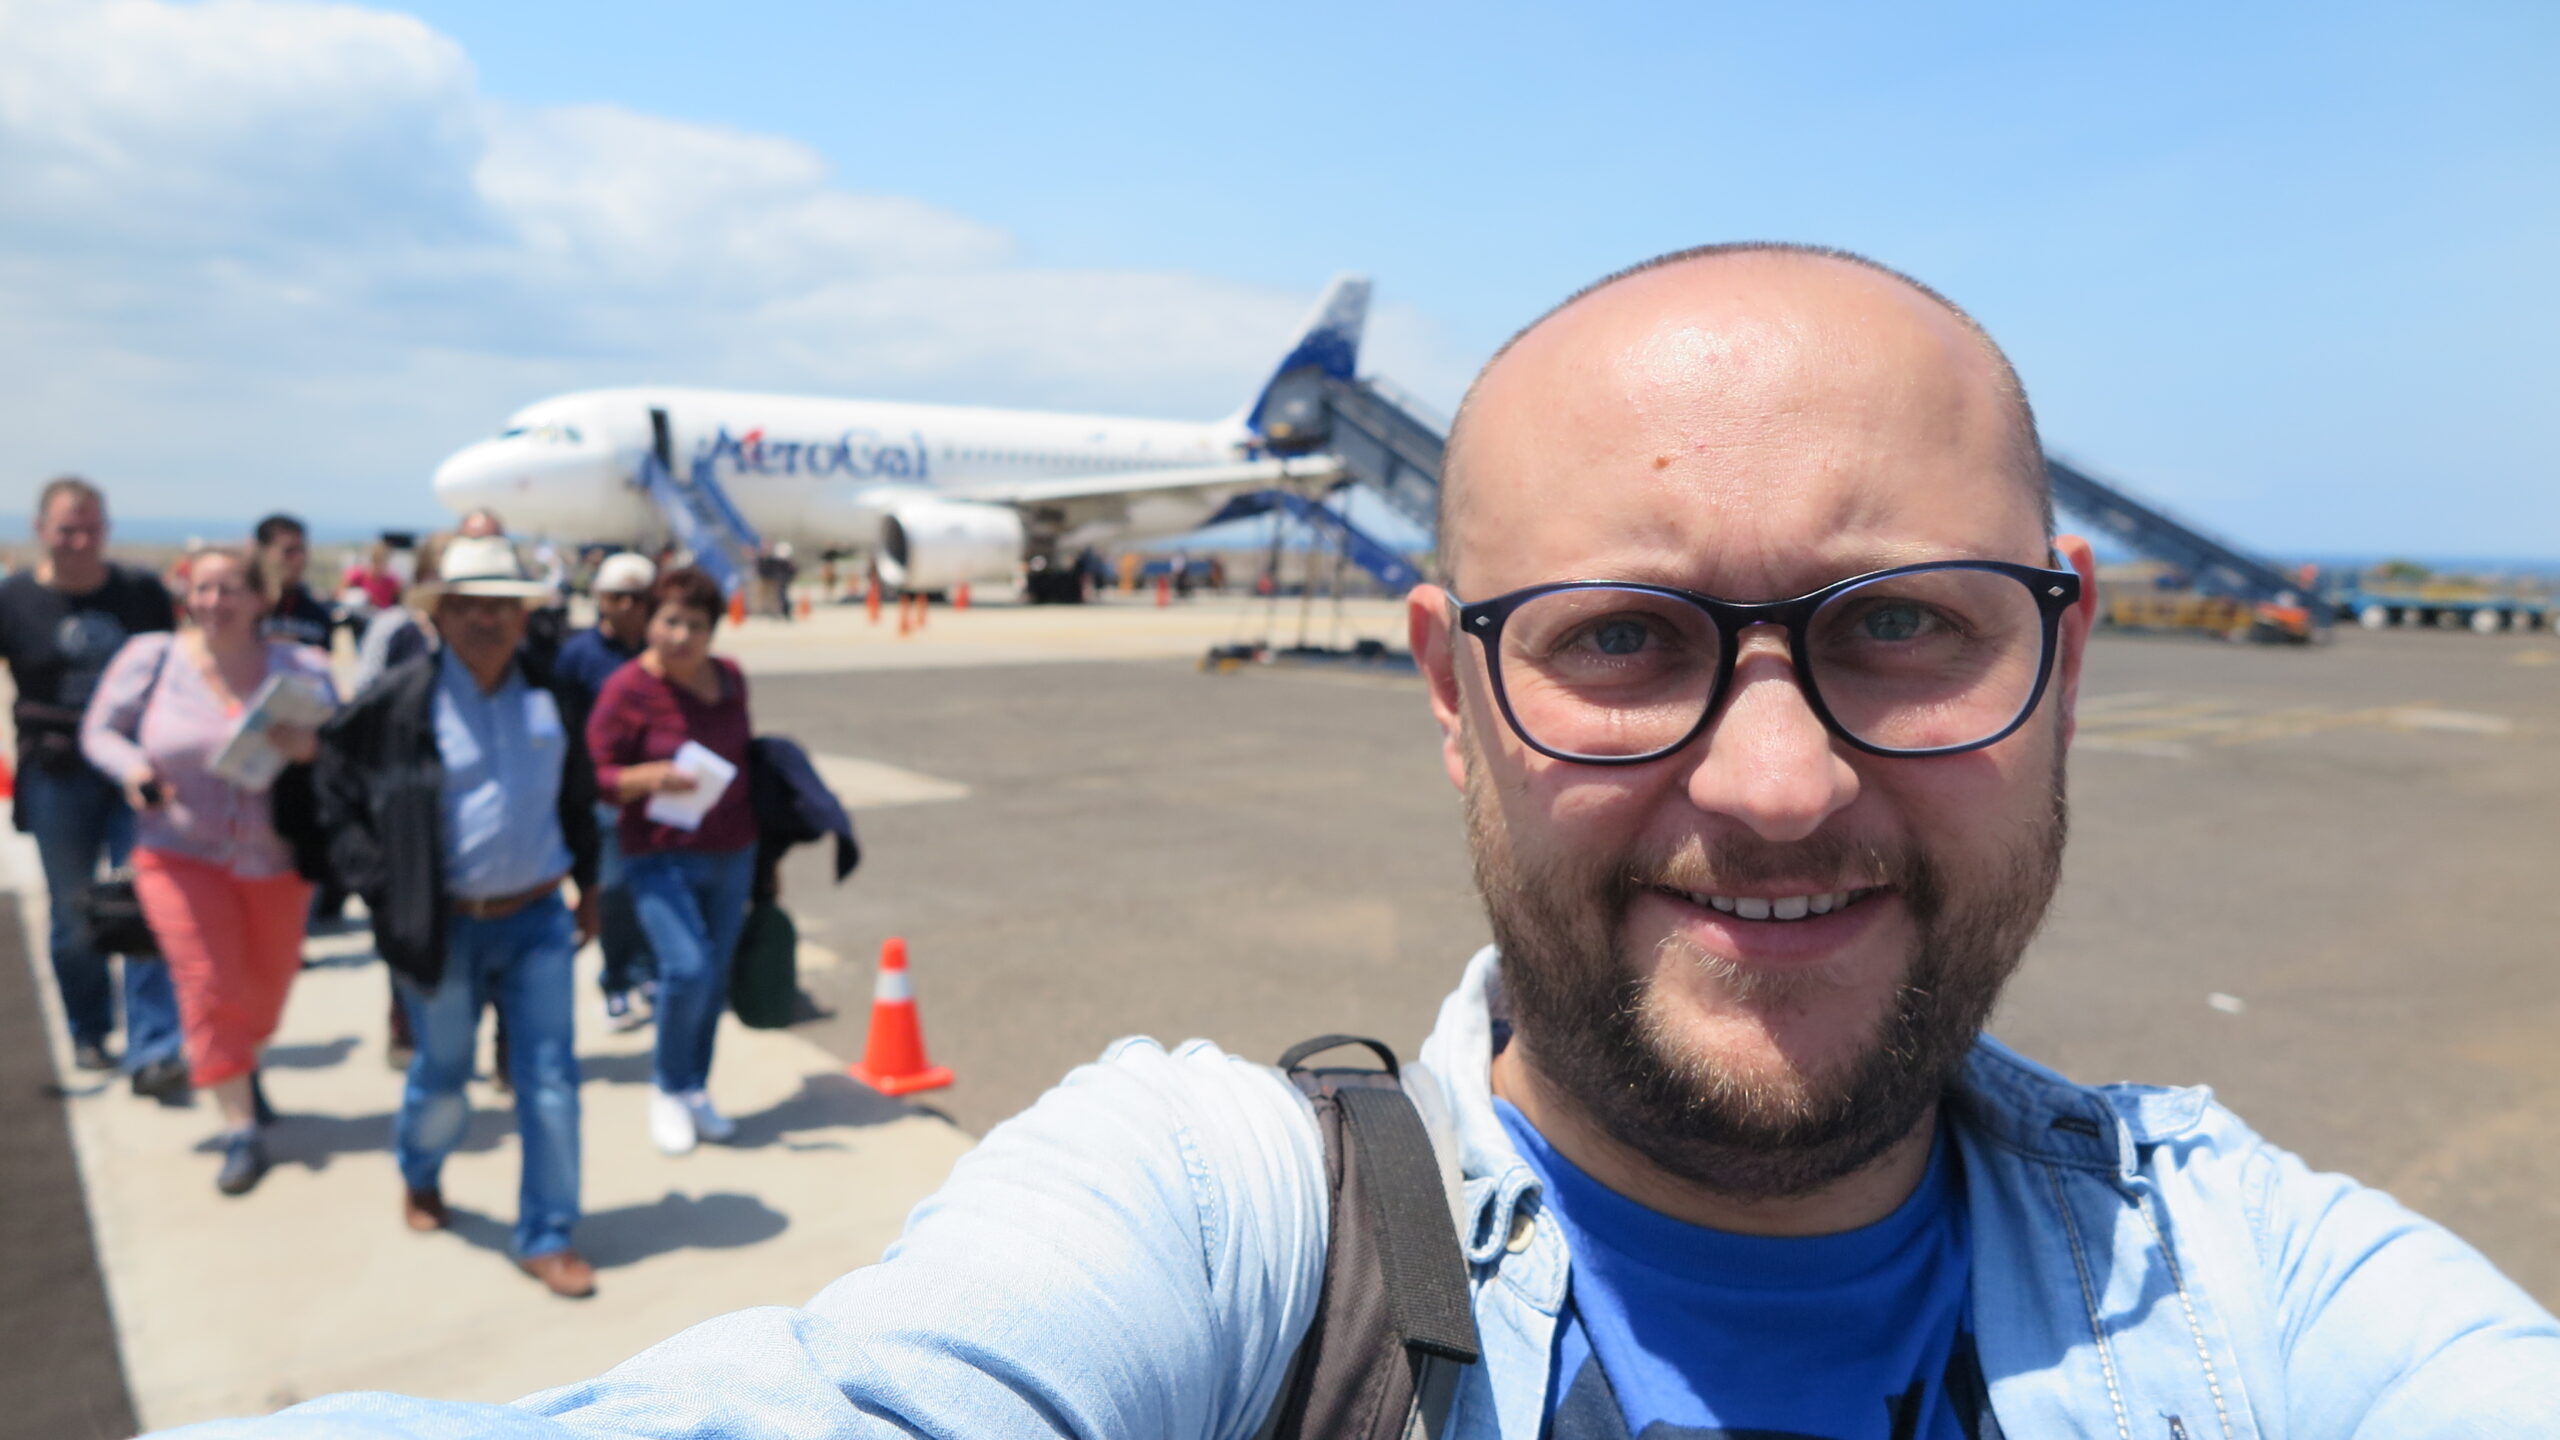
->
<box><xmin>0</xmin><ymin>0</ymin><xmax>1470</xmax><ymax>527</ymax></box>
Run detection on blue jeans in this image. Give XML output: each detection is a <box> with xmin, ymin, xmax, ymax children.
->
<box><xmin>18</xmin><ymin>760</ymin><xmax>181</xmax><ymax>1067</ymax></box>
<box><xmin>394</xmin><ymin>894</ymin><xmax>581</xmax><ymax>1259</ymax></box>
<box><xmin>592</xmin><ymin>804</ymin><xmax>652</xmax><ymax>998</ymax></box>
<box><xmin>624</xmin><ymin>846</ymin><xmax>755</xmax><ymax>1095</ymax></box>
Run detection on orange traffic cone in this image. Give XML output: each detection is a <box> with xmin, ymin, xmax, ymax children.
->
<box><xmin>797</xmin><ymin>593</ymin><xmax>812</xmax><ymax>620</ymax></box>
<box><xmin>1155</xmin><ymin>575</ymin><xmax>1170</xmax><ymax>607</ymax></box>
<box><xmin>954</xmin><ymin>582</ymin><xmax>971</xmax><ymax>611</ymax></box>
<box><xmin>865</xmin><ymin>576</ymin><xmax>882</xmax><ymax>625</ymax></box>
<box><xmin>728</xmin><ymin>589</ymin><xmax>748</xmax><ymax>625</ymax></box>
<box><xmin>0</xmin><ymin>753</ymin><xmax>15</xmax><ymax>801</ymax></box>
<box><xmin>847</xmin><ymin>938</ymin><xmax>952</xmax><ymax>1096</ymax></box>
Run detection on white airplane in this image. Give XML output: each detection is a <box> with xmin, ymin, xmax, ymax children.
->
<box><xmin>429</xmin><ymin>276</ymin><xmax>1369</xmax><ymax>594</ymax></box>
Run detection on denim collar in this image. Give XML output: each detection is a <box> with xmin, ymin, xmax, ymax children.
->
<box><xmin>1413</xmin><ymin>946</ymin><xmax>2217</xmax><ymax>1298</ymax></box>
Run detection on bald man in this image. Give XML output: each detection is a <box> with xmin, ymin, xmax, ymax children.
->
<box><xmin>168</xmin><ymin>248</ymin><xmax>2557</xmax><ymax>1438</ymax></box>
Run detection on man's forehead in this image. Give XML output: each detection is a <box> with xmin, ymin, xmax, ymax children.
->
<box><xmin>1448</xmin><ymin>253</ymin><xmax>2039</xmax><ymax>595</ymax></box>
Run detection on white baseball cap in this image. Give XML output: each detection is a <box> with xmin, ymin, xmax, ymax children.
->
<box><xmin>593</xmin><ymin>552</ymin><xmax>658</xmax><ymax>595</ymax></box>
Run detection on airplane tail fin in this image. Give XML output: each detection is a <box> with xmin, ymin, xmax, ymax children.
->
<box><xmin>1238</xmin><ymin>274</ymin><xmax>1371</xmax><ymax>447</ymax></box>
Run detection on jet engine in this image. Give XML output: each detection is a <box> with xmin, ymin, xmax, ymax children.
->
<box><xmin>876</xmin><ymin>498</ymin><xmax>1025</xmax><ymax>592</ymax></box>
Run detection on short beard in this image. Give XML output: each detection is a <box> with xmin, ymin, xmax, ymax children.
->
<box><xmin>1466</xmin><ymin>748</ymin><xmax>2067</xmax><ymax>1202</ymax></box>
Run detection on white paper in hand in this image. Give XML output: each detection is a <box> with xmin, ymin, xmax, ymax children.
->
<box><xmin>208</xmin><ymin>672</ymin><xmax>338</xmax><ymax>792</ymax></box>
<box><xmin>644</xmin><ymin>740</ymin><xmax>737</xmax><ymax>831</ymax></box>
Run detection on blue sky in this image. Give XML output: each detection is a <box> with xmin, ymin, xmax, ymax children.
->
<box><xmin>2</xmin><ymin>0</ymin><xmax>2553</xmax><ymax>559</ymax></box>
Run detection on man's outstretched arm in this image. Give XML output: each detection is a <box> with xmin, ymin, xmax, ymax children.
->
<box><xmin>160</xmin><ymin>1038</ymin><xmax>1331</xmax><ymax>1440</ymax></box>
<box><xmin>2251</xmin><ymin>1140</ymin><xmax>2560</xmax><ymax>1435</ymax></box>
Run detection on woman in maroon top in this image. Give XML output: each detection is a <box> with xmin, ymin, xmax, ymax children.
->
<box><xmin>585</xmin><ymin>568</ymin><xmax>758</xmax><ymax>1155</ymax></box>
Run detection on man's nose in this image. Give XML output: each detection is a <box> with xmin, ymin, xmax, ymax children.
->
<box><xmin>1679</xmin><ymin>633</ymin><xmax>1859</xmax><ymax>843</ymax></box>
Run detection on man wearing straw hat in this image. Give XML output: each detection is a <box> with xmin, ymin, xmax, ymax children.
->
<box><xmin>313</xmin><ymin>533</ymin><xmax>604</xmax><ymax>1298</ymax></box>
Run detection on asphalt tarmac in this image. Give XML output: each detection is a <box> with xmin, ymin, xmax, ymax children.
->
<box><xmin>762</xmin><ymin>623</ymin><xmax>2560</xmax><ymax>1309</ymax></box>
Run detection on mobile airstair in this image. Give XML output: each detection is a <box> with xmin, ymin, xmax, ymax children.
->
<box><xmin>2046</xmin><ymin>456</ymin><xmax>2328</xmax><ymax>640</ymax></box>
<box><xmin>634</xmin><ymin>408</ymin><xmax>763</xmax><ymax>597</ymax></box>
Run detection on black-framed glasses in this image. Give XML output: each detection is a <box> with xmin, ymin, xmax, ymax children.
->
<box><xmin>1453</xmin><ymin>560</ymin><xmax>2082</xmax><ymax>764</ymax></box>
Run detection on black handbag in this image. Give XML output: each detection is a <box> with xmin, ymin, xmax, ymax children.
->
<box><xmin>79</xmin><ymin>868</ymin><xmax>160</xmax><ymax>960</ymax></box>
<box><xmin>75</xmin><ymin>639</ymin><xmax>177</xmax><ymax>961</ymax></box>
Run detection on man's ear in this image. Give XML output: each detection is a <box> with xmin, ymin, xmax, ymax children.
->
<box><xmin>2050</xmin><ymin>534</ymin><xmax>2099</xmax><ymax>747</ymax></box>
<box><xmin>1408</xmin><ymin>585</ymin><xmax>1472</xmax><ymax>794</ymax></box>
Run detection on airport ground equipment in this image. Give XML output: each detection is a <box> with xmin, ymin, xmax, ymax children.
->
<box><xmin>1309</xmin><ymin>375</ymin><xmax>1446</xmax><ymax>536</ymax></box>
<box><xmin>634</xmin><ymin>446</ymin><xmax>765</xmax><ymax>597</ymax></box>
<box><xmin>2100</xmin><ymin>588</ymin><xmax>2320</xmax><ymax>644</ymax></box>
<box><xmin>2045</xmin><ymin>457</ymin><xmax>2326</xmax><ymax>629</ymax></box>
<box><xmin>2331</xmin><ymin>579</ymin><xmax>2557</xmax><ymax>634</ymax></box>
<box><xmin>1203</xmin><ymin>489</ymin><xmax>1425</xmax><ymax>594</ymax></box>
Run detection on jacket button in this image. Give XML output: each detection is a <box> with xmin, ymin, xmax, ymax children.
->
<box><xmin>1505</xmin><ymin>1208</ymin><xmax>1536</xmax><ymax>1254</ymax></box>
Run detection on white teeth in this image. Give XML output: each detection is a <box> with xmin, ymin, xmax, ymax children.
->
<box><xmin>1681</xmin><ymin>887</ymin><xmax>1868</xmax><ymax>921</ymax></box>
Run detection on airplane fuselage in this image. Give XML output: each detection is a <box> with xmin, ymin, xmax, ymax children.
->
<box><xmin>433</xmin><ymin>385</ymin><xmax>1252</xmax><ymax>553</ymax></box>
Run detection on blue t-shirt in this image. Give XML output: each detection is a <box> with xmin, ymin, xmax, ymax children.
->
<box><xmin>553</xmin><ymin>625</ymin><xmax>642</xmax><ymax>712</ymax></box>
<box><xmin>1495</xmin><ymin>1100</ymin><xmax>1992</xmax><ymax>1440</ymax></box>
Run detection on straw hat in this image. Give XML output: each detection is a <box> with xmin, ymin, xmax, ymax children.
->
<box><xmin>414</xmin><ymin>535</ymin><xmax>551</xmax><ymax>603</ymax></box>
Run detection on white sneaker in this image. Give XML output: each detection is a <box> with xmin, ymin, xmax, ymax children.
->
<box><xmin>681</xmin><ymin>1090</ymin><xmax>736</xmax><ymax>1144</ymax></box>
<box><xmin>649</xmin><ymin>1089</ymin><xmax>697</xmax><ymax>1155</ymax></box>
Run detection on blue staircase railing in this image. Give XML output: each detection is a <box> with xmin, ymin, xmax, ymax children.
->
<box><xmin>2046</xmin><ymin>456</ymin><xmax>2319</xmax><ymax>623</ymax></box>
<box><xmin>634</xmin><ymin>451</ymin><xmax>764</xmax><ymax>596</ymax></box>
<box><xmin>1205</xmin><ymin>488</ymin><xmax>1426</xmax><ymax>594</ymax></box>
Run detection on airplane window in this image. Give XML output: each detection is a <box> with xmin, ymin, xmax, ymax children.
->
<box><xmin>564</xmin><ymin>427</ymin><xmax>583</xmax><ymax>444</ymax></box>
<box><xmin>499</xmin><ymin>426</ymin><xmax>527</xmax><ymax>439</ymax></box>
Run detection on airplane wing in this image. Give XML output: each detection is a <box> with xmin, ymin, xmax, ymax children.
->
<box><xmin>967</xmin><ymin>455</ymin><xmax>1348</xmax><ymax>536</ymax></box>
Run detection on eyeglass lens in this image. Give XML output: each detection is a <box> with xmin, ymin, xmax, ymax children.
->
<box><xmin>1491</xmin><ymin>567</ymin><xmax>2050</xmax><ymax>758</ymax></box>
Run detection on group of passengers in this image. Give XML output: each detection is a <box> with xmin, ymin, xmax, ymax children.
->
<box><xmin>8</xmin><ymin>476</ymin><xmax>765</xmax><ymax>1298</ymax></box>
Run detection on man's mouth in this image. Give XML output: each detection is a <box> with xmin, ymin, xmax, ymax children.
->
<box><xmin>1657</xmin><ymin>885</ymin><xmax>1890</xmax><ymax>924</ymax></box>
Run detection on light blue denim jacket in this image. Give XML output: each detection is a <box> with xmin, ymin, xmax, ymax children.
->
<box><xmin>178</xmin><ymin>948</ymin><xmax>2559</xmax><ymax>1438</ymax></box>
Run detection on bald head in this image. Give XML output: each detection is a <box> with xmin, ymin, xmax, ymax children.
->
<box><xmin>1437</xmin><ymin>245</ymin><xmax>2047</xmax><ymax>589</ymax></box>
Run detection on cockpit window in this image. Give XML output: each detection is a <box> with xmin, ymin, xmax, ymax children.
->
<box><xmin>498</xmin><ymin>424</ymin><xmax>583</xmax><ymax>445</ymax></box>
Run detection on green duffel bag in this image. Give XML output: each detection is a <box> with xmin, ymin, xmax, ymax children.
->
<box><xmin>730</xmin><ymin>900</ymin><xmax>800</xmax><ymax>1030</ymax></box>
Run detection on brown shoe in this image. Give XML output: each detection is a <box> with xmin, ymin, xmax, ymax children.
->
<box><xmin>402</xmin><ymin>1186</ymin><xmax>449</xmax><ymax>1233</ymax></box>
<box><xmin>516</xmin><ymin>1249</ymin><xmax>596</xmax><ymax>1299</ymax></box>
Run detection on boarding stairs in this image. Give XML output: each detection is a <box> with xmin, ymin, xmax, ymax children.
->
<box><xmin>1315</xmin><ymin>375</ymin><xmax>1447</xmax><ymax>535</ymax></box>
<box><xmin>634</xmin><ymin>449</ymin><xmax>764</xmax><ymax>598</ymax></box>
<box><xmin>2045</xmin><ymin>456</ymin><xmax>2320</xmax><ymax>625</ymax></box>
<box><xmin>1203</xmin><ymin>488</ymin><xmax>1426</xmax><ymax>593</ymax></box>
<box><xmin>1213</xmin><ymin>372</ymin><xmax>1450</xmax><ymax>594</ymax></box>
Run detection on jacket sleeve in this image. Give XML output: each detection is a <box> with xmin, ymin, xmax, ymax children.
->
<box><xmin>150</xmin><ymin>1040</ymin><xmax>1332</xmax><ymax>1440</ymax></box>
<box><xmin>2252</xmin><ymin>1140</ymin><xmax>2560</xmax><ymax>1434</ymax></box>
<box><xmin>556</xmin><ymin>680</ymin><xmax>599</xmax><ymax>893</ymax></box>
<box><xmin>584</xmin><ymin>670</ymin><xmax>636</xmax><ymax>799</ymax></box>
<box><xmin>77</xmin><ymin>634</ymin><xmax>168</xmax><ymax>784</ymax></box>
<box><xmin>313</xmin><ymin>693</ymin><xmax>389</xmax><ymax>899</ymax></box>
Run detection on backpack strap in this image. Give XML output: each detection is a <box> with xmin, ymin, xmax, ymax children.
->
<box><xmin>1259</xmin><ymin>1035</ymin><xmax>1480</xmax><ymax>1440</ymax></box>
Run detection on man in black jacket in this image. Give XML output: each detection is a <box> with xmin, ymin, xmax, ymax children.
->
<box><xmin>314</xmin><ymin>535</ymin><xmax>603</xmax><ymax>1298</ymax></box>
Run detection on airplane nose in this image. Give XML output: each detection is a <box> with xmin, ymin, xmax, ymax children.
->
<box><xmin>432</xmin><ymin>441</ymin><xmax>513</xmax><ymax>517</ymax></box>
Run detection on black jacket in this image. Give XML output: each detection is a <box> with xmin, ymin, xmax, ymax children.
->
<box><xmin>314</xmin><ymin>648</ymin><xmax>599</xmax><ymax>991</ymax></box>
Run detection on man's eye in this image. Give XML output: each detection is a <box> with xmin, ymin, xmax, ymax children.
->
<box><xmin>1858</xmin><ymin>603</ymin><xmax>1934</xmax><ymax>642</ymax></box>
<box><xmin>1589</xmin><ymin>618</ymin><xmax>1652</xmax><ymax>655</ymax></box>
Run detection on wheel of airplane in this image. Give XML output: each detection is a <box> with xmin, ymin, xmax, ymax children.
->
<box><xmin>2358</xmin><ymin>604</ymin><xmax>2389</xmax><ymax>631</ymax></box>
<box><xmin>2468</xmin><ymin>608</ymin><xmax>2505</xmax><ymax>635</ymax></box>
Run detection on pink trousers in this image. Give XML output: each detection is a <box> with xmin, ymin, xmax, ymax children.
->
<box><xmin>132</xmin><ymin>848</ymin><xmax>313</xmax><ymax>1087</ymax></box>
